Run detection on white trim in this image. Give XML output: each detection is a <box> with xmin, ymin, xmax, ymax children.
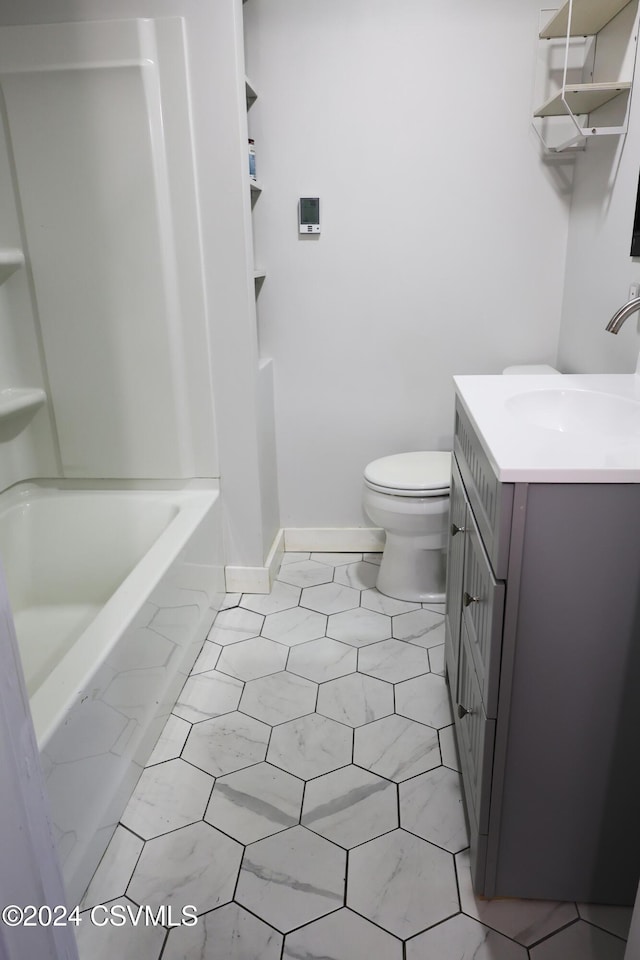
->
<box><xmin>284</xmin><ymin>527</ymin><xmax>385</xmax><ymax>552</ymax></box>
<box><xmin>225</xmin><ymin>528</ymin><xmax>285</xmax><ymax>593</ymax></box>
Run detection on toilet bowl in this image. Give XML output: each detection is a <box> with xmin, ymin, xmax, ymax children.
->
<box><xmin>363</xmin><ymin>365</ymin><xmax>560</xmax><ymax>603</ymax></box>
<box><xmin>363</xmin><ymin>451</ymin><xmax>451</xmax><ymax>603</ymax></box>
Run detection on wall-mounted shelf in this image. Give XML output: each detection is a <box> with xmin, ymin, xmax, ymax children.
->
<box><xmin>0</xmin><ymin>387</ymin><xmax>46</xmax><ymax>421</ymax></box>
<box><xmin>245</xmin><ymin>76</ymin><xmax>257</xmax><ymax>108</ymax></box>
<box><xmin>533</xmin><ymin>0</ymin><xmax>638</xmax><ymax>152</ymax></box>
<box><xmin>0</xmin><ymin>248</ymin><xmax>24</xmax><ymax>284</ymax></box>
<box><xmin>535</xmin><ymin>80</ymin><xmax>631</xmax><ymax>115</ymax></box>
<box><xmin>540</xmin><ymin>0</ymin><xmax>633</xmax><ymax>37</ymax></box>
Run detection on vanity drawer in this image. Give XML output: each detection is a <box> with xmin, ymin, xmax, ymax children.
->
<box><xmin>462</xmin><ymin>508</ymin><xmax>504</xmax><ymax>718</ymax></box>
<box><xmin>456</xmin><ymin>620</ymin><xmax>496</xmax><ymax>836</ymax></box>
<box><xmin>454</xmin><ymin>400</ymin><xmax>513</xmax><ymax>579</ymax></box>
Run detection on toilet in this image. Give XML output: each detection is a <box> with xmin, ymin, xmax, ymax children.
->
<box><xmin>364</xmin><ymin>363</ymin><xmax>560</xmax><ymax>602</ymax></box>
<box><xmin>363</xmin><ymin>451</ymin><xmax>451</xmax><ymax>603</ymax></box>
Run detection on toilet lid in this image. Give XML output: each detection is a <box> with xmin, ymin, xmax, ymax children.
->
<box><xmin>364</xmin><ymin>451</ymin><xmax>451</xmax><ymax>494</ymax></box>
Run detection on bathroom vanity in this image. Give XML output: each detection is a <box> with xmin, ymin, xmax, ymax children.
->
<box><xmin>445</xmin><ymin>374</ymin><xmax>640</xmax><ymax>905</ymax></box>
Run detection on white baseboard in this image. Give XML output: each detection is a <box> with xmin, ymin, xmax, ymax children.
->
<box><xmin>225</xmin><ymin>528</ymin><xmax>285</xmax><ymax>594</ymax></box>
<box><xmin>284</xmin><ymin>527</ymin><xmax>385</xmax><ymax>553</ymax></box>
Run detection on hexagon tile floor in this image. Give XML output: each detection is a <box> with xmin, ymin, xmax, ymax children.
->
<box><xmin>76</xmin><ymin>553</ymin><xmax>633</xmax><ymax>960</ymax></box>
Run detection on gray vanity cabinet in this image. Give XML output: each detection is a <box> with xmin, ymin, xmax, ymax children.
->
<box><xmin>445</xmin><ymin>398</ymin><xmax>640</xmax><ymax>905</ymax></box>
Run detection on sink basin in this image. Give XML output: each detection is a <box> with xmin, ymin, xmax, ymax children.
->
<box><xmin>505</xmin><ymin>388</ymin><xmax>640</xmax><ymax>436</ymax></box>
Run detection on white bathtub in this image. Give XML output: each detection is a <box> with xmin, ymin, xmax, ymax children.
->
<box><xmin>0</xmin><ymin>480</ymin><xmax>225</xmax><ymax>906</ymax></box>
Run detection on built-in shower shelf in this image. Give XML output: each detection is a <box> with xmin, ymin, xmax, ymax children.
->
<box><xmin>534</xmin><ymin>81</ymin><xmax>631</xmax><ymax>117</ymax></box>
<box><xmin>0</xmin><ymin>248</ymin><xmax>25</xmax><ymax>284</ymax></box>
<box><xmin>245</xmin><ymin>76</ymin><xmax>258</xmax><ymax>108</ymax></box>
<box><xmin>0</xmin><ymin>388</ymin><xmax>46</xmax><ymax>421</ymax></box>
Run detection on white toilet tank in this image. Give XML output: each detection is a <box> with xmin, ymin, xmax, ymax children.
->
<box><xmin>502</xmin><ymin>364</ymin><xmax>560</xmax><ymax>375</ymax></box>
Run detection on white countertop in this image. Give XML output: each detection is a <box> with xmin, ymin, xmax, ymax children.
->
<box><xmin>454</xmin><ymin>373</ymin><xmax>640</xmax><ymax>482</ymax></box>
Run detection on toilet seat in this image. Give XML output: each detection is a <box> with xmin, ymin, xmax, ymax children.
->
<box><xmin>364</xmin><ymin>451</ymin><xmax>451</xmax><ymax>498</ymax></box>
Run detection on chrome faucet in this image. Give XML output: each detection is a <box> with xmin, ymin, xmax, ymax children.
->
<box><xmin>605</xmin><ymin>297</ymin><xmax>640</xmax><ymax>334</ymax></box>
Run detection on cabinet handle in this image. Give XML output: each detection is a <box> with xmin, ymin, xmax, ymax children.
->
<box><xmin>457</xmin><ymin>703</ymin><xmax>472</xmax><ymax>719</ymax></box>
<box><xmin>463</xmin><ymin>591</ymin><xmax>480</xmax><ymax>607</ymax></box>
<box><xmin>451</xmin><ymin>523</ymin><xmax>466</xmax><ymax>537</ymax></box>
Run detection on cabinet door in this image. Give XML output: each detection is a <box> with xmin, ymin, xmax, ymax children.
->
<box><xmin>444</xmin><ymin>456</ymin><xmax>467</xmax><ymax>699</ymax></box>
<box><xmin>456</xmin><ymin>619</ymin><xmax>496</xmax><ymax>837</ymax></box>
<box><xmin>462</xmin><ymin>509</ymin><xmax>504</xmax><ymax>718</ymax></box>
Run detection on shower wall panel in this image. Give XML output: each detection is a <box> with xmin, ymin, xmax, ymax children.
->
<box><xmin>0</xmin><ymin>18</ymin><xmax>217</xmax><ymax>479</ymax></box>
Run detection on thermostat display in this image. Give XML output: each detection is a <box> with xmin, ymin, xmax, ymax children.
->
<box><xmin>299</xmin><ymin>197</ymin><xmax>320</xmax><ymax>234</ymax></box>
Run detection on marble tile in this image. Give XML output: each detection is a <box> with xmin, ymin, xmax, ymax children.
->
<box><xmin>121</xmin><ymin>759</ymin><xmax>213</xmax><ymax>840</ymax></box>
<box><xmin>528</xmin><ymin>920</ymin><xmax>626</xmax><ymax>959</ymax></box>
<box><xmin>240</xmin><ymin>670</ymin><xmax>317</xmax><ymax>725</ymax></box>
<box><xmin>76</xmin><ymin>897</ymin><xmax>165</xmax><ymax>960</ymax></box>
<box><xmin>395</xmin><ymin>672</ymin><xmax>453</xmax><ymax>729</ymax></box>
<box><xmin>407</xmin><ymin>913</ymin><xmax>528</xmax><ymax>960</ymax></box>
<box><xmin>146</xmin><ymin>714</ymin><xmax>191</xmax><ymax>766</ymax></box>
<box><xmin>326</xmin><ymin>607</ymin><xmax>392</xmax><ymax>646</ymax></box>
<box><xmin>261</xmin><ymin>606</ymin><xmax>327</xmax><ymax>646</ymax></box>
<box><xmin>220</xmin><ymin>593</ymin><xmax>242</xmax><ymax>610</ymax></box>
<box><xmin>287</xmin><ymin>637</ymin><xmax>357</xmax><ymax>683</ymax></box>
<box><xmin>278</xmin><ymin>559</ymin><xmax>335</xmax><ymax>587</ymax></box>
<box><xmin>302</xmin><ymin>765</ymin><xmax>397</xmax><ymax>849</ymax></box>
<box><xmin>358</xmin><ymin>638</ymin><xmax>429</xmax><ymax>684</ymax></box>
<box><xmin>190</xmin><ymin>640</ymin><xmax>222</xmax><ymax>675</ymax></box>
<box><xmin>363</xmin><ymin>553</ymin><xmax>382</xmax><ymax>565</ymax></box>
<box><xmin>360</xmin><ymin>589</ymin><xmax>420</xmax><ymax>617</ymax></box>
<box><xmin>127</xmin><ymin>820</ymin><xmax>243</xmax><ymax>914</ymax></box>
<box><xmin>163</xmin><ymin>902</ymin><xmax>283</xmax><ymax>960</ymax></box>
<box><xmin>347</xmin><ymin>828</ymin><xmax>459</xmax><ymax>939</ymax></box>
<box><xmin>428</xmin><ymin>642</ymin><xmax>446</xmax><ymax>676</ymax></box>
<box><xmin>267</xmin><ymin>713</ymin><xmax>352</xmax><ymax>780</ymax></box>
<box><xmin>216</xmin><ymin>636</ymin><xmax>288</xmax><ymax>681</ymax></box>
<box><xmin>300</xmin><ymin>582</ymin><xmax>360</xmax><ymax>615</ymax></box>
<box><xmin>400</xmin><ymin>767</ymin><xmax>468</xmax><ymax>853</ymax></box>
<box><xmin>209</xmin><ymin>607</ymin><xmax>264</xmax><ymax>645</ymax></box>
<box><xmin>316</xmin><ymin>672</ymin><xmax>394</xmax><ymax>727</ymax></box>
<box><xmin>182</xmin><ymin>711</ymin><xmax>270</xmax><ymax>777</ymax></box>
<box><xmin>235</xmin><ymin>825</ymin><xmax>346</xmax><ymax>933</ymax></box>
<box><xmin>393</xmin><ymin>607</ymin><xmax>445</xmax><ymax>648</ymax></box>
<box><xmin>173</xmin><ymin>669</ymin><xmax>243</xmax><ymax>723</ymax></box>
<box><xmin>423</xmin><ymin>601</ymin><xmax>446</xmax><ymax>615</ymax></box>
<box><xmin>333</xmin><ymin>561</ymin><xmax>379</xmax><ymax>590</ymax></box>
<box><xmin>241</xmin><ymin>581</ymin><xmax>301</xmax><ymax>615</ymax></box>
<box><xmin>280</xmin><ymin>551</ymin><xmax>311</xmax><ymax>564</ymax></box>
<box><xmin>205</xmin><ymin>762</ymin><xmax>304</xmax><ymax>843</ymax></box>
<box><xmin>455</xmin><ymin>850</ymin><xmax>579</xmax><ymax>947</ymax></box>
<box><xmin>283</xmin><ymin>907</ymin><xmax>402</xmax><ymax>960</ymax></box>
<box><xmin>311</xmin><ymin>552</ymin><xmax>363</xmax><ymax>566</ymax></box>
<box><xmin>439</xmin><ymin>724</ymin><xmax>461</xmax><ymax>772</ymax></box>
<box><xmin>578</xmin><ymin>903</ymin><xmax>634</xmax><ymax>940</ymax></box>
<box><xmin>81</xmin><ymin>826</ymin><xmax>144</xmax><ymax>909</ymax></box>
<box><xmin>354</xmin><ymin>714</ymin><xmax>441</xmax><ymax>782</ymax></box>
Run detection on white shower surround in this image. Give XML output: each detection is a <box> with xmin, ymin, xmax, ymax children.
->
<box><xmin>0</xmin><ymin>480</ymin><xmax>224</xmax><ymax>907</ymax></box>
<box><xmin>0</xmin><ymin>15</ymin><xmax>234</xmax><ymax>909</ymax></box>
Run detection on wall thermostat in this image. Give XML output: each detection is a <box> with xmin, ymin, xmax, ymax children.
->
<box><xmin>299</xmin><ymin>197</ymin><xmax>320</xmax><ymax>234</ymax></box>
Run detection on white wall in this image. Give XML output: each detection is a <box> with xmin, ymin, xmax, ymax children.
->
<box><xmin>244</xmin><ymin>0</ymin><xmax>571</xmax><ymax>530</ymax></box>
<box><xmin>558</xmin><ymin>12</ymin><xmax>640</xmax><ymax>374</ymax></box>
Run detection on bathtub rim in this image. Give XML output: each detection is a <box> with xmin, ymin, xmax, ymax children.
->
<box><xmin>0</xmin><ymin>477</ymin><xmax>220</xmax><ymax>748</ymax></box>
